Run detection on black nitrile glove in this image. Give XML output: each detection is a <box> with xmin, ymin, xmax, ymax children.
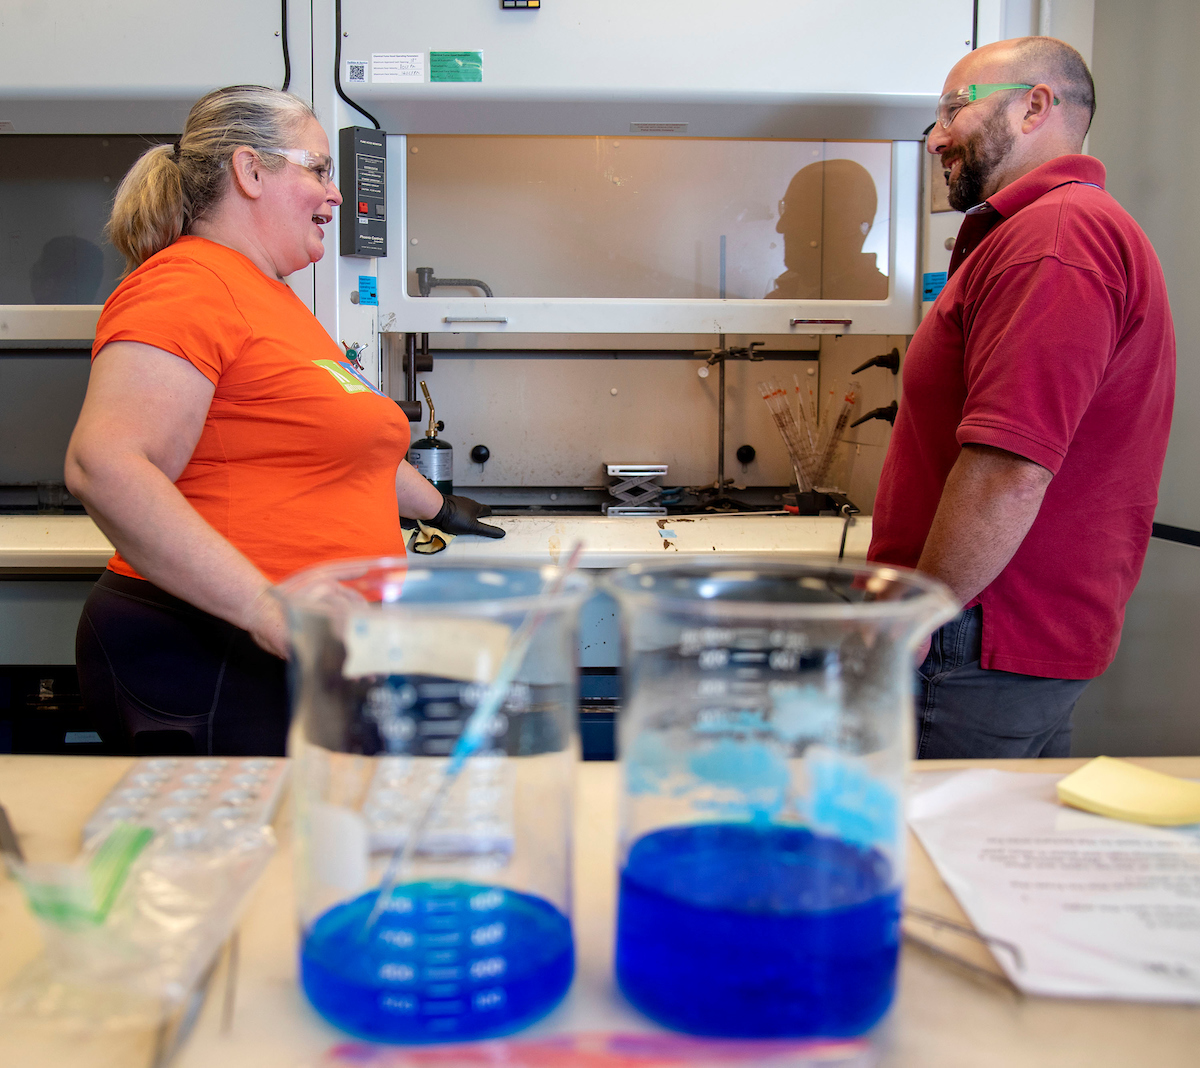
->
<box><xmin>432</xmin><ymin>494</ymin><xmax>506</xmax><ymax>539</ymax></box>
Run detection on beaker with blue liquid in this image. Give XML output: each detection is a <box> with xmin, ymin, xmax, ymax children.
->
<box><xmin>276</xmin><ymin>558</ymin><xmax>590</xmax><ymax>1043</ymax></box>
<box><xmin>604</xmin><ymin>560</ymin><xmax>954</xmax><ymax>1038</ymax></box>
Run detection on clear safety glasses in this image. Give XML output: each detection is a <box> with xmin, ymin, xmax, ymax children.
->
<box><xmin>935</xmin><ymin>83</ymin><xmax>1059</xmax><ymax>129</ymax></box>
<box><xmin>259</xmin><ymin>147</ymin><xmax>336</xmax><ymax>186</ymax></box>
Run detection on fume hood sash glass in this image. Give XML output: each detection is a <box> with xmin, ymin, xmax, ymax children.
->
<box><xmin>387</xmin><ymin>136</ymin><xmax>919</xmax><ymax>335</ymax></box>
<box><xmin>404</xmin><ymin>136</ymin><xmax>894</xmax><ymax>302</ymax></box>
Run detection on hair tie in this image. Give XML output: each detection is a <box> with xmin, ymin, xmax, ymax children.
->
<box><xmin>171</xmin><ymin>140</ymin><xmax>182</xmax><ymax>161</ymax></box>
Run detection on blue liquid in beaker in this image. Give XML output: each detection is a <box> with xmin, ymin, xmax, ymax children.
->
<box><xmin>301</xmin><ymin>881</ymin><xmax>573</xmax><ymax>1043</ymax></box>
<box><xmin>616</xmin><ymin>824</ymin><xmax>899</xmax><ymax>1037</ymax></box>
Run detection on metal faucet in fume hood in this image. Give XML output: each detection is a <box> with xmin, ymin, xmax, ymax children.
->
<box><xmin>415</xmin><ymin>267</ymin><xmax>494</xmax><ymax>298</ymax></box>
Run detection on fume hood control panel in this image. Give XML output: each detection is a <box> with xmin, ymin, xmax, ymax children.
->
<box><xmin>340</xmin><ymin>127</ymin><xmax>388</xmax><ymax>258</ymax></box>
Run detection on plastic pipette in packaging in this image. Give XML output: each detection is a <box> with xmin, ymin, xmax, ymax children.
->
<box><xmin>812</xmin><ymin>379</ymin><xmax>861</xmax><ymax>488</ymax></box>
<box><xmin>759</xmin><ymin>380</ymin><xmax>817</xmax><ymax>490</ymax></box>
<box><xmin>793</xmin><ymin>373</ymin><xmax>816</xmax><ymax>451</ymax></box>
<box><xmin>815</xmin><ymin>382</ymin><xmax>838</xmax><ymax>454</ymax></box>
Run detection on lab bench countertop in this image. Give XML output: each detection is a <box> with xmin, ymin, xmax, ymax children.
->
<box><xmin>0</xmin><ymin>512</ymin><xmax>873</xmax><ymax>571</ymax></box>
<box><xmin>2</xmin><ymin>756</ymin><xmax>1200</xmax><ymax>1068</ymax></box>
<box><xmin>0</xmin><ymin>515</ymin><xmax>117</xmax><ymax>570</ymax></box>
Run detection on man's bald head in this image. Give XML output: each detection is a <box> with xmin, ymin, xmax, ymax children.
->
<box><xmin>930</xmin><ymin>36</ymin><xmax>1096</xmax><ymax>207</ymax></box>
<box><xmin>971</xmin><ymin>36</ymin><xmax>1095</xmax><ymax>140</ymax></box>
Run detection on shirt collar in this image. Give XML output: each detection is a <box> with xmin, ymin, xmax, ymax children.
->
<box><xmin>985</xmin><ymin>154</ymin><xmax>1107</xmax><ymax>219</ymax></box>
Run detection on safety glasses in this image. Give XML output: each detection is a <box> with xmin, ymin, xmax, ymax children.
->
<box><xmin>259</xmin><ymin>147</ymin><xmax>336</xmax><ymax>186</ymax></box>
<box><xmin>935</xmin><ymin>83</ymin><xmax>1059</xmax><ymax>129</ymax></box>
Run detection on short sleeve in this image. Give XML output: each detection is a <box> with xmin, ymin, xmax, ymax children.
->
<box><xmin>955</xmin><ymin>256</ymin><xmax>1120</xmax><ymax>474</ymax></box>
<box><xmin>92</xmin><ymin>254</ymin><xmax>252</xmax><ymax>385</ymax></box>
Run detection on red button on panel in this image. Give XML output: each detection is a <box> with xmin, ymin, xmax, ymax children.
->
<box><xmin>358</xmin><ymin>201</ymin><xmax>369</xmax><ymax>215</ymax></box>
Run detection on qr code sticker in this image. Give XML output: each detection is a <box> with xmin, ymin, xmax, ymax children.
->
<box><xmin>347</xmin><ymin>61</ymin><xmax>367</xmax><ymax>83</ymax></box>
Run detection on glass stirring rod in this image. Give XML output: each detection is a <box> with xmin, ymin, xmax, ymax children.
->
<box><xmin>361</xmin><ymin>541</ymin><xmax>585</xmax><ymax>937</ymax></box>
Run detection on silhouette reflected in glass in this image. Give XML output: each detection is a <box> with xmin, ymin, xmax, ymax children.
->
<box><xmin>30</xmin><ymin>236</ymin><xmax>105</xmax><ymax>304</ymax></box>
<box><xmin>766</xmin><ymin>159</ymin><xmax>888</xmax><ymax>300</ymax></box>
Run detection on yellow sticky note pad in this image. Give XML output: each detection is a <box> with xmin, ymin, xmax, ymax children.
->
<box><xmin>1056</xmin><ymin>756</ymin><xmax>1200</xmax><ymax>826</ymax></box>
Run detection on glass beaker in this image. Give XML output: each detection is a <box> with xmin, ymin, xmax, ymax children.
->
<box><xmin>603</xmin><ymin>558</ymin><xmax>955</xmax><ymax>1039</ymax></box>
<box><xmin>275</xmin><ymin>557</ymin><xmax>591</xmax><ymax>1044</ymax></box>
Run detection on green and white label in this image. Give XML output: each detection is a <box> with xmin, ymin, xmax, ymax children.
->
<box><xmin>430</xmin><ymin>51</ymin><xmax>483</xmax><ymax>83</ymax></box>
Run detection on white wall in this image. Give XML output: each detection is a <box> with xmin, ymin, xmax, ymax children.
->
<box><xmin>1088</xmin><ymin>0</ymin><xmax>1200</xmax><ymax>533</ymax></box>
<box><xmin>1071</xmin><ymin>0</ymin><xmax>1200</xmax><ymax>755</ymax></box>
<box><xmin>1073</xmin><ymin>540</ymin><xmax>1200</xmax><ymax>756</ymax></box>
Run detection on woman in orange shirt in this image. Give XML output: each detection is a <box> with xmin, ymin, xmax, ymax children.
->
<box><xmin>65</xmin><ymin>85</ymin><xmax>502</xmax><ymax>756</ymax></box>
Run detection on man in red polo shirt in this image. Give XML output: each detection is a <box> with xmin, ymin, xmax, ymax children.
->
<box><xmin>870</xmin><ymin>36</ymin><xmax>1175</xmax><ymax>758</ymax></box>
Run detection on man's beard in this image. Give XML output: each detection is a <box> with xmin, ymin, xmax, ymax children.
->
<box><xmin>943</xmin><ymin>109</ymin><xmax>1016</xmax><ymax>212</ymax></box>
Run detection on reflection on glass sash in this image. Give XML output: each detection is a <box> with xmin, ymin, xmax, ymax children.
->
<box><xmin>767</xmin><ymin>159</ymin><xmax>889</xmax><ymax>301</ymax></box>
<box><xmin>0</xmin><ymin>135</ymin><xmax>175</xmax><ymax>306</ymax></box>
<box><xmin>405</xmin><ymin>137</ymin><xmax>892</xmax><ymax>301</ymax></box>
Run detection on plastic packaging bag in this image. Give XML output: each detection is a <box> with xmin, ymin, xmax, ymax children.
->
<box><xmin>2</xmin><ymin>818</ymin><xmax>275</xmax><ymax>1030</ymax></box>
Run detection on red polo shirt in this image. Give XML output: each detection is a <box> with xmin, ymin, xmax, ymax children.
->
<box><xmin>870</xmin><ymin>156</ymin><xmax>1174</xmax><ymax>679</ymax></box>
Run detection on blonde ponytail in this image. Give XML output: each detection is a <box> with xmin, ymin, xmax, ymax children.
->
<box><xmin>106</xmin><ymin>85</ymin><xmax>318</xmax><ymax>274</ymax></box>
<box><xmin>106</xmin><ymin>144</ymin><xmax>184</xmax><ymax>274</ymax></box>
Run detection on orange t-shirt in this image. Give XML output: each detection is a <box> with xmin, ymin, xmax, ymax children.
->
<box><xmin>92</xmin><ymin>236</ymin><xmax>409</xmax><ymax>583</ymax></box>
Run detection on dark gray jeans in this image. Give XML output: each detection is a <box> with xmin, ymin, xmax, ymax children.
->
<box><xmin>915</xmin><ymin>605</ymin><xmax>1091</xmax><ymax>759</ymax></box>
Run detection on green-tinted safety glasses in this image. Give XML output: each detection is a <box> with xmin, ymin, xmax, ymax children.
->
<box><xmin>935</xmin><ymin>83</ymin><xmax>1060</xmax><ymax>129</ymax></box>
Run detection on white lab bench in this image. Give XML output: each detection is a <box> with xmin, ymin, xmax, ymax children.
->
<box><xmin>0</xmin><ymin>513</ymin><xmax>872</xmax><ymax>571</ymax></box>
<box><xmin>0</xmin><ymin>517</ymin><xmax>116</xmax><ymax>665</ymax></box>
<box><xmin>0</xmin><ymin>513</ymin><xmax>873</xmax><ymax>666</ymax></box>
<box><xmin>2</xmin><ymin>756</ymin><xmax>1199</xmax><ymax>1067</ymax></box>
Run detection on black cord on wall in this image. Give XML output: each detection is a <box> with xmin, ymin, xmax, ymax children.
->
<box><xmin>280</xmin><ymin>0</ymin><xmax>291</xmax><ymax>91</ymax></box>
<box><xmin>334</xmin><ymin>0</ymin><xmax>381</xmax><ymax>129</ymax></box>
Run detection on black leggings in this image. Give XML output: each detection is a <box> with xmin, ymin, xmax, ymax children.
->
<box><xmin>76</xmin><ymin>571</ymin><xmax>289</xmax><ymax>756</ymax></box>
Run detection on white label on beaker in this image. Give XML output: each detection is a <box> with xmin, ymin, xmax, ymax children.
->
<box><xmin>343</xmin><ymin>614</ymin><xmax>512</xmax><ymax>681</ymax></box>
<box><xmin>310</xmin><ymin>802</ymin><xmax>370</xmax><ymax>891</ymax></box>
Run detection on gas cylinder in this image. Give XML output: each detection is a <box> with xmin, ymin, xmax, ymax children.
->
<box><xmin>407</xmin><ymin>380</ymin><xmax>453</xmax><ymax>495</ymax></box>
